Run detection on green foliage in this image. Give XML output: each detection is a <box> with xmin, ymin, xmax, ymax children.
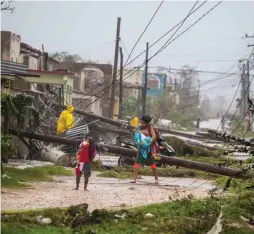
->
<box><xmin>122</xmin><ymin>96</ymin><xmax>139</xmax><ymax>117</ymax></box>
<box><xmin>98</xmin><ymin>165</ymin><xmax>220</xmax><ymax>180</ymax></box>
<box><xmin>165</xmin><ymin>136</ymin><xmax>214</xmax><ymax>157</ymax></box>
<box><xmin>1</xmin><ymin>92</ymin><xmax>40</xmax><ymax>131</ymax></box>
<box><xmin>50</xmin><ymin>51</ymin><xmax>83</xmax><ymax>62</ymax></box>
<box><xmin>166</xmin><ymin>106</ymin><xmax>204</xmax><ymax>130</ymax></box>
<box><xmin>2</xmin><ymin>197</ymin><xmax>221</xmax><ymax>234</ymax></box>
<box><xmin>1</xmin><ymin>134</ymin><xmax>17</xmax><ymax>163</ymax></box>
<box><xmin>1</xmin><ymin>166</ymin><xmax>73</xmax><ymax>188</ymax></box>
<box><xmin>220</xmin><ymin>178</ymin><xmax>254</xmax><ymax>233</ymax></box>
<box><xmin>1</xmin><ymin>226</ymin><xmax>71</xmax><ymax>234</ymax></box>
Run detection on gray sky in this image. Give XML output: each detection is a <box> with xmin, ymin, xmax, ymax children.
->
<box><xmin>2</xmin><ymin>0</ymin><xmax>254</xmax><ymax>106</ymax></box>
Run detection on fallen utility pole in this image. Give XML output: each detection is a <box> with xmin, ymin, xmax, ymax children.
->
<box><xmin>9</xmin><ymin>129</ymin><xmax>254</xmax><ymax>179</ymax></box>
<box><xmin>53</xmin><ymin>102</ymin><xmax>210</xmax><ymax>141</ymax></box>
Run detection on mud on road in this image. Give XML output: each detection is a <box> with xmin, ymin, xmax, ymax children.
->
<box><xmin>1</xmin><ymin>173</ymin><xmax>217</xmax><ymax>212</ymax></box>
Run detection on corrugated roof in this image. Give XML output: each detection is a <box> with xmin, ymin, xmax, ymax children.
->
<box><xmin>1</xmin><ymin>60</ymin><xmax>40</xmax><ymax>77</ymax></box>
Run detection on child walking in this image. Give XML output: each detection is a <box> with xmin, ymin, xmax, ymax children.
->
<box><xmin>74</xmin><ymin>133</ymin><xmax>96</xmax><ymax>191</ymax></box>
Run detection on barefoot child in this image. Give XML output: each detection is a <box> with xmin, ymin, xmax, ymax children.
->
<box><xmin>74</xmin><ymin>133</ymin><xmax>96</xmax><ymax>191</ymax></box>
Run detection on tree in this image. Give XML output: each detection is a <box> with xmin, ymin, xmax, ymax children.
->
<box><xmin>51</xmin><ymin>51</ymin><xmax>83</xmax><ymax>63</ymax></box>
<box><xmin>1</xmin><ymin>134</ymin><xmax>17</xmax><ymax>174</ymax></box>
<box><xmin>148</xmin><ymin>91</ymin><xmax>175</xmax><ymax>119</ymax></box>
<box><xmin>123</xmin><ymin>96</ymin><xmax>139</xmax><ymax>117</ymax></box>
<box><xmin>177</xmin><ymin>65</ymin><xmax>200</xmax><ymax>113</ymax></box>
<box><xmin>1</xmin><ymin>0</ymin><xmax>15</xmax><ymax>12</ymax></box>
<box><xmin>1</xmin><ymin>92</ymin><xmax>40</xmax><ymax>171</ymax></box>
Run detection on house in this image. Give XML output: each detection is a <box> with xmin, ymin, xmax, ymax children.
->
<box><xmin>1</xmin><ymin>31</ymin><xmax>22</xmax><ymax>63</ymax></box>
<box><xmin>1</xmin><ymin>31</ymin><xmax>76</xmax><ymax>105</ymax></box>
<box><xmin>72</xmin><ymin>90</ymin><xmax>101</xmax><ymax>115</ymax></box>
<box><xmin>1</xmin><ymin>60</ymin><xmax>40</xmax><ymax>91</ymax></box>
<box><xmin>142</xmin><ymin>73</ymin><xmax>167</xmax><ymax>97</ymax></box>
<box><xmin>52</xmin><ymin>62</ymin><xmax>113</xmax><ymax>117</ymax></box>
<box><xmin>116</xmin><ymin>69</ymin><xmax>144</xmax><ymax>98</ymax></box>
<box><xmin>25</xmin><ymin>69</ymin><xmax>75</xmax><ymax>105</ymax></box>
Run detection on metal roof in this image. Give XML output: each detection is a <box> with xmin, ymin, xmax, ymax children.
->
<box><xmin>1</xmin><ymin>60</ymin><xmax>40</xmax><ymax>77</ymax></box>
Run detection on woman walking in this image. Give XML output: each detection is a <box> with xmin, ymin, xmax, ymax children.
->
<box><xmin>130</xmin><ymin>115</ymin><xmax>159</xmax><ymax>185</ymax></box>
<box><xmin>74</xmin><ymin>133</ymin><xmax>96</xmax><ymax>191</ymax></box>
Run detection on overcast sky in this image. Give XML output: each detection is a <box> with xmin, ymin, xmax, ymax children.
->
<box><xmin>2</xmin><ymin>0</ymin><xmax>254</xmax><ymax>106</ymax></box>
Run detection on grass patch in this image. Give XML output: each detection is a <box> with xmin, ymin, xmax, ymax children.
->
<box><xmin>2</xmin><ymin>197</ymin><xmax>221</xmax><ymax>234</ymax></box>
<box><xmin>1</xmin><ymin>226</ymin><xmax>72</xmax><ymax>234</ymax></box>
<box><xmin>2</xmin><ymin>183</ymin><xmax>253</xmax><ymax>234</ymax></box>
<box><xmin>96</xmin><ymin>154</ymin><xmax>245</xmax><ymax>181</ymax></box>
<box><xmin>165</xmin><ymin>136</ymin><xmax>215</xmax><ymax>157</ymax></box>
<box><xmin>1</xmin><ymin>165</ymin><xmax>73</xmax><ymax>188</ymax></box>
<box><xmin>97</xmin><ymin>170</ymin><xmax>132</xmax><ymax>179</ymax></box>
<box><xmin>181</xmin><ymin>155</ymin><xmax>232</xmax><ymax>164</ymax></box>
<box><xmin>97</xmin><ymin>165</ymin><xmax>221</xmax><ymax>180</ymax></box>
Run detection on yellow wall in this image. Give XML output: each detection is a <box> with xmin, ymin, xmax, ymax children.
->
<box><xmin>25</xmin><ymin>73</ymin><xmax>74</xmax><ymax>105</ymax></box>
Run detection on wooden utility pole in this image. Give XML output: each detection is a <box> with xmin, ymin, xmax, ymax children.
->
<box><xmin>245</xmin><ymin>60</ymin><xmax>251</xmax><ymax>135</ymax></box>
<box><xmin>118</xmin><ymin>47</ymin><xmax>124</xmax><ymax>120</ymax></box>
<box><xmin>8</xmin><ymin>128</ymin><xmax>254</xmax><ymax>179</ymax></box>
<box><xmin>41</xmin><ymin>44</ymin><xmax>45</xmax><ymax>71</ymax></box>
<box><xmin>246</xmin><ymin>60</ymin><xmax>250</xmax><ymax>101</ymax></box>
<box><xmin>241</xmin><ymin>63</ymin><xmax>246</xmax><ymax>116</ymax></box>
<box><xmin>110</xmin><ymin>17</ymin><xmax>121</xmax><ymax>119</ymax></box>
<box><xmin>142</xmin><ymin>42</ymin><xmax>149</xmax><ymax>116</ymax></box>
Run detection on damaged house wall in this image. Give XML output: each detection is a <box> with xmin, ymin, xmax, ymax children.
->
<box><xmin>52</xmin><ymin>62</ymin><xmax>113</xmax><ymax>118</ymax></box>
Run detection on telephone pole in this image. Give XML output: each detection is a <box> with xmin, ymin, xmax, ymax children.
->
<box><xmin>118</xmin><ymin>47</ymin><xmax>123</xmax><ymax>120</ymax></box>
<box><xmin>110</xmin><ymin>17</ymin><xmax>121</xmax><ymax>119</ymax></box>
<box><xmin>239</xmin><ymin>59</ymin><xmax>250</xmax><ymax>116</ymax></box>
<box><xmin>142</xmin><ymin>42</ymin><xmax>149</xmax><ymax>116</ymax></box>
<box><xmin>240</xmin><ymin>63</ymin><xmax>246</xmax><ymax>116</ymax></box>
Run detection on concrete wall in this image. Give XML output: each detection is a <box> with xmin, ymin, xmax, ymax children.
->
<box><xmin>1</xmin><ymin>31</ymin><xmax>21</xmax><ymax>62</ymax></box>
<box><xmin>116</xmin><ymin>69</ymin><xmax>143</xmax><ymax>98</ymax></box>
<box><xmin>63</xmin><ymin>75</ymin><xmax>73</xmax><ymax>105</ymax></box>
<box><xmin>72</xmin><ymin>91</ymin><xmax>102</xmax><ymax>116</ymax></box>
<box><xmin>80</xmin><ymin>70</ymin><xmax>85</xmax><ymax>92</ymax></box>
<box><xmin>29</xmin><ymin>56</ymin><xmax>39</xmax><ymax>70</ymax></box>
<box><xmin>25</xmin><ymin>72</ymin><xmax>74</xmax><ymax>105</ymax></box>
<box><xmin>91</xmin><ymin>96</ymin><xmax>102</xmax><ymax>116</ymax></box>
<box><xmin>118</xmin><ymin>69</ymin><xmax>143</xmax><ymax>85</ymax></box>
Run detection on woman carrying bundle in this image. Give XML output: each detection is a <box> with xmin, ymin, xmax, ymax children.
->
<box><xmin>130</xmin><ymin>115</ymin><xmax>159</xmax><ymax>185</ymax></box>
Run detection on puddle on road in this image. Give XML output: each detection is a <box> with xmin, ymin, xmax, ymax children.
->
<box><xmin>6</xmin><ymin>159</ymin><xmax>55</xmax><ymax>169</ymax></box>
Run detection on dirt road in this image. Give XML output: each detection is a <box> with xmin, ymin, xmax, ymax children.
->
<box><xmin>1</xmin><ymin>173</ymin><xmax>216</xmax><ymax>212</ymax></box>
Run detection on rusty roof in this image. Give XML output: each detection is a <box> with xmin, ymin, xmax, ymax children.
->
<box><xmin>1</xmin><ymin>60</ymin><xmax>40</xmax><ymax>77</ymax></box>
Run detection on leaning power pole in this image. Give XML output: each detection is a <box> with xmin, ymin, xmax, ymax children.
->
<box><xmin>240</xmin><ymin>63</ymin><xmax>246</xmax><ymax>116</ymax></box>
<box><xmin>142</xmin><ymin>42</ymin><xmax>149</xmax><ymax>116</ymax></box>
<box><xmin>118</xmin><ymin>47</ymin><xmax>124</xmax><ymax>120</ymax></box>
<box><xmin>110</xmin><ymin>17</ymin><xmax>121</xmax><ymax>119</ymax></box>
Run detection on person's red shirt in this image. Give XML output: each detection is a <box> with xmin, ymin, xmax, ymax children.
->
<box><xmin>77</xmin><ymin>141</ymin><xmax>90</xmax><ymax>164</ymax></box>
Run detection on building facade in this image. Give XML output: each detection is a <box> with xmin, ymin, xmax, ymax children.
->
<box><xmin>1</xmin><ymin>31</ymin><xmax>76</xmax><ymax>106</ymax></box>
<box><xmin>52</xmin><ymin>62</ymin><xmax>113</xmax><ymax>117</ymax></box>
<box><xmin>142</xmin><ymin>73</ymin><xmax>166</xmax><ymax>97</ymax></box>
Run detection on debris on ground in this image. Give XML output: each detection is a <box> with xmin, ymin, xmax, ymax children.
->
<box><xmin>144</xmin><ymin>213</ymin><xmax>154</xmax><ymax>218</ymax></box>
